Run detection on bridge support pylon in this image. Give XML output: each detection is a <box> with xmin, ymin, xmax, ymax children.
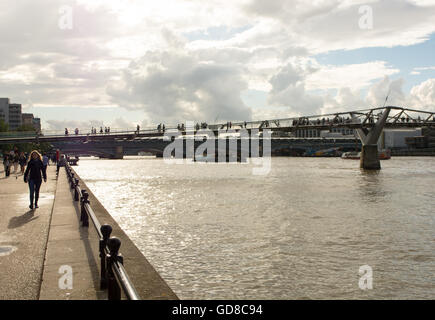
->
<box><xmin>360</xmin><ymin>144</ymin><xmax>380</xmax><ymax>170</ymax></box>
<box><xmin>114</xmin><ymin>146</ymin><xmax>124</xmax><ymax>159</ymax></box>
<box><xmin>352</xmin><ymin>107</ymin><xmax>391</xmax><ymax>170</ymax></box>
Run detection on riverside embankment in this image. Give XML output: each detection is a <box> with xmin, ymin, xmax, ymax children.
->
<box><xmin>0</xmin><ymin>164</ymin><xmax>177</xmax><ymax>300</ymax></box>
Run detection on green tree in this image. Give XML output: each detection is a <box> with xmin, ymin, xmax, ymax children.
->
<box><xmin>0</xmin><ymin>119</ymin><xmax>9</xmax><ymax>132</ymax></box>
<box><xmin>15</xmin><ymin>124</ymin><xmax>36</xmax><ymax>132</ymax></box>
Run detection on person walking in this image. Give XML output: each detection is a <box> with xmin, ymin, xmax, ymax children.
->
<box><xmin>24</xmin><ymin>150</ymin><xmax>47</xmax><ymax>209</ymax></box>
<box><xmin>42</xmin><ymin>153</ymin><xmax>49</xmax><ymax>177</ymax></box>
<box><xmin>12</xmin><ymin>151</ymin><xmax>19</xmax><ymax>173</ymax></box>
<box><xmin>56</xmin><ymin>154</ymin><xmax>66</xmax><ymax>174</ymax></box>
<box><xmin>19</xmin><ymin>152</ymin><xmax>27</xmax><ymax>175</ymax></box>
<box><xmin>3</xmin><ymin>153</ymin><xmax>11</xmax><ymax>177</ymax></box>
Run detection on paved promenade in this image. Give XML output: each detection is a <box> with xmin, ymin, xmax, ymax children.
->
<box><xmin>39</xmin><ymin>167</ymin><xmax>105</xmax><ymax>299</ymax></box>
<box><xmin>0</xmin><ymin>163</ymin><xmax>178</xmax><ymax>300</ymax></box>
<box><xmin>0</xmin><ymin>165</ymin><xmax>57</xmax><ymax>299</ymax></box>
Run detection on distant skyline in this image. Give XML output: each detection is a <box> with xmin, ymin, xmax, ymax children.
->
<box><xmin>1</xmin><ymin>0</ymin><xmax>435</xmax><ymax>131</ymax></box>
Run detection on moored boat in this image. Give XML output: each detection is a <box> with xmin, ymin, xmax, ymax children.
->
<box><xmin>341</xmin><ymin>151</ymin><xmax>360</xmax><ymax>159</ymax></box>
<box><xmin>341</xmin><ymin>149</ymin><xmax>391</xmax><ymax>160</ymax></box>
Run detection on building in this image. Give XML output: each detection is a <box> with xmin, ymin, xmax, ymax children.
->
<box><xmin>33</xmin><ymin>117</ymin><xmax>41</xmax><ymax>132</ymax></box>
<box><xmin>8</xmin><ymin>103</ymin><xmax>22</xmax><ymax>130</ymax></box>
<box><xmin>0</xmin><ymin>98</ymin><xmax>41</xmax><ymax>131</ymax></box>
<box><xmin>22</xmin><ymin>113</ymin><xmax>34</xmax><ymax>126</ymax></box>
<box><xmin>0</xmin><ymin>98</ymin><xmax>9</xmax><ymax>124</ymax></box>
<box><xmin>23</xmin><ymin>113</ymin><xmax>41</xmax><ymax>132</ymax></box>
<box><xmin>379</xmin><ymin>129</ymin><xmax>422</xmax><ymax>149</ymax></box>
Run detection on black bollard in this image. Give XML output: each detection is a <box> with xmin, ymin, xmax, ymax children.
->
<box><xmin>100</xmin><ymin>224</ymin><xmax>112</xmax><ymax>290</ymax></box>
<box><xmin>107</xmin><ymin>237</ymin><xmax>123</xmax><ymax>300</ymax></box>
<box><xmin>74</xmin><ymin>179</ymin><xmax>79</xmax><ymax>201</ymax></box>
<box><xmin>70</xmin><ymin>173</ymin><xmax>75</xmax><ymax>189</ymax></box>
<box><xmin>80</xmin><ymin>190</ymin><xmax>89</xmax><ymax>227</ymax></box>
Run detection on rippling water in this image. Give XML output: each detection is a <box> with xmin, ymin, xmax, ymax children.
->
<box><xmin>74</xmin><ymin>156</ymin><xmax>435</xmax><ymax>299</ymax></box>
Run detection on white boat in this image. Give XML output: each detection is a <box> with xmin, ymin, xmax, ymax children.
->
<box><xmin>341</xmin><ymin>151</ymin><xmax>360</xmax><ymax>159</ymax></box>
<box><xmin>341</xmin><ymin>149</ymin><xmax>391</xmax><ymax>160</ymax></box>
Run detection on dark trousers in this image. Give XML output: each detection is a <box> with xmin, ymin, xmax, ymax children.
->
<box><xmin>43</xmin><ymin>165</ymin><xmax>47</xmax><ymax>176</ymax></box>
<box><xmin>29</xmin><ymin>179</ymin><xmax>42</xmax><ymax>205</ymax></box>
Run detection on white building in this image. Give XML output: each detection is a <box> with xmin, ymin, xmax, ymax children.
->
<box><xmin>379</xmin><ymin>129</ymin><xmax>422</xmax><ymax>149</ymax></box>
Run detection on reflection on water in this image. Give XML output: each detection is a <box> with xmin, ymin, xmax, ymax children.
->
<box><xmin>75</xmin><ymin>156</ymin><xmax>435</xmax><ymax>299</ymax></box>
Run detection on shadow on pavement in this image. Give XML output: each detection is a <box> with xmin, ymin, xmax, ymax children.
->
<box><xmin>8</xmin><ymin>210</ymin><xmax>39</xmax><ymax>229</ymax></box>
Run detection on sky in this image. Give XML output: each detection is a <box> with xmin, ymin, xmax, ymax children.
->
<box><xmin>1</xmin><ymin>0</ymin><xmax>435</xmax><ymax>131</ymax></box>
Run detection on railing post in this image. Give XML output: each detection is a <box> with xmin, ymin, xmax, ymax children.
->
<box><xmin>80</xmin><ymin>190</ymin><xmax>89</xmax><ymax>227</ymax></box>
<box><xmin>107</xmin><ymin>237</ymin><xmax>123</xmax><ymax>300</ymax></box>
<box><xmin>70</xmin><ymin>173</ymin><xmax>75</xmax><ymax>189</ymax></box>
<box><xmin>74</xmin><ymin>179</ymin><xmax>79</xmax><ymax>201</ymax></box>
<box><xmin>100</xmin><ymin>224</ymin><xmax>112</xmax><ymax>290</ymax></box>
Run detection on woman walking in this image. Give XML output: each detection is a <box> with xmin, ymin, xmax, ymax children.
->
<box><xmin>24</xmin><ymin>150</ymin><xmax>47</xmax><ymax>209</ymax></box>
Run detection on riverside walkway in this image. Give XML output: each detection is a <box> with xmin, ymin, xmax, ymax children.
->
<box><xmin>0</xmin><ymin>165</ymin><xmax>177</xmax><ymax>300</ymax></box>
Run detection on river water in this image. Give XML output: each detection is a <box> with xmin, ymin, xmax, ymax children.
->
<box><xmin>74</xmin><ymin>156</ymin><xmax>435</xmax><ymax>299</ymax></box>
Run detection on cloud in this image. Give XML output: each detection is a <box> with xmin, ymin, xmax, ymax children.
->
<box><xmin>244</xmin><ymin>0</ymin><xmax>435</xmax><ymax>53</ymax></box>
<box><xmin>410</xmin><ymin>78</ymin><xmax>435</xmax><ymax>110</ymax></box>
<box><xmin>45</xmin><ymin>119</ymin><xmax>103</xmax><ymax>132</ymax></box>
<box><xmin>366</xmin><ymin>76</ymin><xmax>407</xmax><ymax>107</ymax></box>
<box><xmin>306</xmin><ymin>61</ymin><xmax>400</xmax><ymax>91</ymax></box>
<box><xmin>1</xmin><ymin>0</ymin><xmax>435</xmax><ymax>126</ymax></box>
<box><xmin>107</xmin><ymin>49</ymin><xmax>252</xmax><ymax>123</ymax></box>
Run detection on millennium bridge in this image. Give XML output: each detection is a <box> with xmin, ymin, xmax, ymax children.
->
<box><xmin>1</xmin><ymin>106</ymin><xmax>434</xmax><ymax>169</ymax></box>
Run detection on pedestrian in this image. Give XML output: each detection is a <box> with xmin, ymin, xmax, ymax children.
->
<box><xmin>55</xmin><ymin>149</ymin><xmax>60</xmax><ymax>164</ymax></box>
<box><xmin>137</xmin><ymin>124</ymin><xmax>140</xmax><ymax>134</ymax></box>
<box><xmin>13</xmin><ymin>151</ymin><xmax>19</xmax><ymax>173</ymax></box>
<box><xmin>19</xmin><ymin>152</ymin><xmax>27</xmax><ymax>175</ymax></box>
<box><xmin>65</xmin><ymin>128</ymin><xmax>69</xmax><ymax>135</ymax></box>
<box><xmin>24</xmin><ymin>150</ymin><xmax>47</xmax><ymax>210</ymax></box>
<box><xmin>42</xmin><ymin>153</ymin><xmax>49</xmax><ymax>176</ymax></box>
<box><xmin>100</xmin><ymin>126</ymin><xmax>103</xmax><ymax>134</ymax></box>
<box><xmin>3</xmin><ymin>153</ymin><xmax>10</xmax><ymax>177</ymax></box>
<box><xmin>56</xmin><ymin>154</ymin><xmax>66</xmax><ymax>174</ymax></box>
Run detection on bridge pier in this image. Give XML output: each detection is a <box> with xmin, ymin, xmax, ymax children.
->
<box><xmin>360</xmin><ymin>144</ymin><xmax>380</xmax><ymax>170</ymax></box>
<box><xmin>113</xmin><ymin>146</ymin><xmax>124</xmax><ymax>159</ymax></box>
<box><xmin>352</xmin><ymin>107</ymin><xmax>391</xmax><ymax>170</ymax></box>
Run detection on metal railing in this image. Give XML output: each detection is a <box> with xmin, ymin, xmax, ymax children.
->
<box><xmin>64</xmin><ymin>162</ymin><xmax>140</xmax><ymax>300</ymax></box>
